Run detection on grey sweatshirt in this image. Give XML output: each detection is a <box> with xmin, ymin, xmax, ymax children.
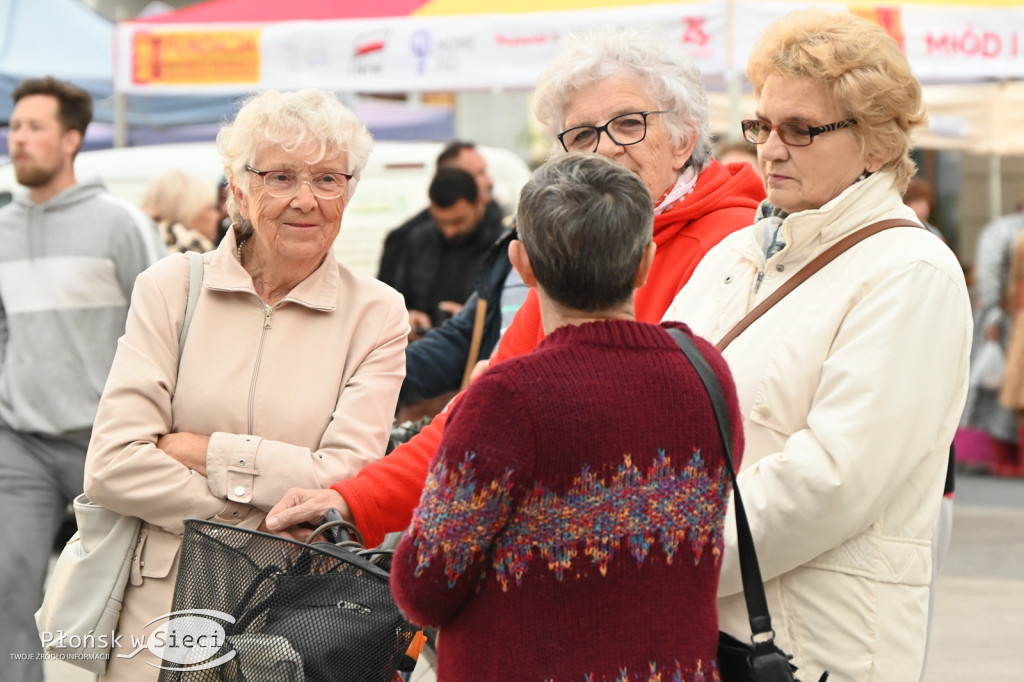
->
<box><xmin>0</xmin><ymin>179</ymin><xmax>159</xmax><ymax>436</ymax></box>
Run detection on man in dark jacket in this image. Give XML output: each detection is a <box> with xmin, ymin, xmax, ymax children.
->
<box><xmin>390</xmin><ymin>167</ymin><xmax>504</xmax><ymax>332</ymax></box>
<box><xmin>378</xmin><ymin>140</ymin><xmax>500</xmax><ymax>287</ymax></box>
<box><xmin>398</xmin><ymin>226</ymin><xmax>520</xmax><ymax>411</ymax></box>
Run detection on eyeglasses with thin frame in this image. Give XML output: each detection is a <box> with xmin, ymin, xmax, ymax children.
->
<box><xmin>245</xmin><ymin>164</ymin><xmax>353</xmax><ymax>199</ymax></box>
<box><xmin>557</xmin><ymin>111</ymin><xmax>670</xmax><ymax>153</ymax></box>
<box><xmin>740</xmin><ymin>119</ymin><xmax>857</xmax><ymax>147</ymax></box>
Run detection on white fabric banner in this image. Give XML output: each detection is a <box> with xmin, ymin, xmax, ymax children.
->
<box><xmin>114</xmin><ymin>2</ymin><xmax>1024</xmax><ymax>95</ymax></box>
<box><xmin>115</xmin><ymin>3</ymin><xmax>729</xmax><ymax>93</ymax></box>
<box><xmin>735</xmin><ymin>1</ymin><xmax>1024</xmax><ymax>83</ymax></box>
<box><xmin>902</xmin><ymin>5</ymin><xmax>1024</xmax><ymax>81</ymax></box>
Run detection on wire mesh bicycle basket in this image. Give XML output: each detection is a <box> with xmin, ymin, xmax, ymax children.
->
<box><xmin>157</xmin><ymin>517</ymin><xmax>420</xmax><ymax>682</ymax></box>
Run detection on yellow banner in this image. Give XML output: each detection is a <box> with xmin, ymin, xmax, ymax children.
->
<box><xmin>132</xmin><ymin>30</ymin><xmax>261</xmax><ymax>85</ymax></box>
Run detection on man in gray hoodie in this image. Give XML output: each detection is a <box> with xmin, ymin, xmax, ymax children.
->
<box><xmin>0</xmin><ymin>76</ymin><xmax>158</xmax><ymax>681</ymax></box>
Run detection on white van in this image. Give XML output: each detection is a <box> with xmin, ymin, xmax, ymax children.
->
<box><xmin>0</xmin><ymin>141</ymin><xmax>531</xmax><ymax>278</ymax></box>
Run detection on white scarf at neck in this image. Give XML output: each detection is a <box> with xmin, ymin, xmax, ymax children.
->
<box><xmin>653</xmin><ymin>166</ymin><xmax>699</xmax><ymax>216</ymax></box>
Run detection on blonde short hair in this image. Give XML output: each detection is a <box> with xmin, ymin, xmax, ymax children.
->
<box><xmin>140</xmin><ymin>170</ymin><xmax>215</xmax><ymax>228</ymax></box>
<box><xmin>217</xmin><ymin>89</ymin><xmax>373</xmax><ymax>225</ymax></box>
<box><xmin>746</xmin><ymin>9</ymin><xmax>926</xmax><ymax>192</ymax></box>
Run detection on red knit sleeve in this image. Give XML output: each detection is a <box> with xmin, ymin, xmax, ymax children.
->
<box><xmin>391</xmin><ymin>369</ymin><xmax>532</xmax><ymax>627</ymax></box>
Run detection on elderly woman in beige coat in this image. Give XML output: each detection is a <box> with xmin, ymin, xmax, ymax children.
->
<box><xmin>665</xmin><ymin>10</ymin><xmax>971</xmax><ymax>682</ymax></box>
<box><xmin>84</xmin><ymin>89</ymin><xmax>409</xmax><ymax>680</ymax></box>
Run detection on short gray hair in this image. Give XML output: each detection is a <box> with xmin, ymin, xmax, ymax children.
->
<box><xmin>517</xmin><ymin>153</ymin><xmax>653</xmax><ymax>312</ymax></box>
<box><xmin>533</xmin><ymin>28</ymin><xmax>712</xmax><ymax>172</ymax></box>
<box><xmin>217</xmin><ymin>89</ymin><xmax>373</xmax><ymax>224</ymax></box>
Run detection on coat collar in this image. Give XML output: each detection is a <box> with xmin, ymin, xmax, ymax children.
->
<box><xmin>736</xmin><ymin>171</ymin><xmax>920</xmax><ymax>266</ymax></box>
<box><xmin>203</xmin><ymin>227</ymin><xmax>341</xmax><ymax>311</ymax></box>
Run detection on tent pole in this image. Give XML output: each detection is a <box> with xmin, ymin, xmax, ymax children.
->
<box><xmin>727</xmin><ymin>75</ymin><xmax>741</xmax><ymax>141</ymax></box>
<box><xmin>114</xmin><ymin>91</ymin><xmax>127</xmax><ymax>148</ymax></box>
<box><xmin>989</xmin><ymin>153</ymin><xmax>1001</xmax><ymax>222</ymax></box>
<box><xmin>726</xmin><ymin>0</ymin><xmax>741</xmax><ymax>141</ymax></box>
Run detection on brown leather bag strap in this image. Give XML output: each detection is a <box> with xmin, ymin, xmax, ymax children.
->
<box><xmin>715</xmin><ymin>218</ymin><xmax>923</xmax><ymax>351</ymax></box>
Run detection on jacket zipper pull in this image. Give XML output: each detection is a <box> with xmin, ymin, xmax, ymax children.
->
<box><xmin>754</xmin><ymin>269</ymin><xmax>766</xmax><ymax>294</ymax></box>
<box><xmin>263</xmin><ymin>305</ymin><xmax>272</xmax><ymax>329</ymax></box>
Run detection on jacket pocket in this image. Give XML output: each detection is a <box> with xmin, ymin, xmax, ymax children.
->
<box><xmin>805</xmin><ymin>532</ymin><xmax>931</xmax><ymax>586</ymax></box>
<box><xmin>746</xmin><ymin>352</ymin><xmax>816</xmax><ymax>437</ymax></box>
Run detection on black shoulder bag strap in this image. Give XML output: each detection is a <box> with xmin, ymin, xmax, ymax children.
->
<box><xmin>666</xmin><ymin>329</ymin><xmax>772</xmax><ymax>633</ymax></box>
<box><xmin>666</xmin><ymin>328</ymin><xmax>828</xmax><ymax>682</ymax></box>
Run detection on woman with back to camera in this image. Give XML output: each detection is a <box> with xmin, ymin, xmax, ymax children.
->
<box><xmin>392</xmin><ymin>153</ymin><xmax>743</xmax><ymax>681</ymax></box>
<box><xmin>267</xmin><ymin>27</ymin><xmax>765</xmax><ymax>546</ymax></box>
<box><xmin>85</xmin><ymin>89</ymin><xmax>409</xmax><ymax>680</ymax></box>
<box><xmin>665</xmin><ymin>10</ymin><xmax>972</xmax><ymax>682</ymax></box>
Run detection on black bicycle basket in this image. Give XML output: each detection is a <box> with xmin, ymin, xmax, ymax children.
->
<box><xmin>157</xmin><ymin>518</ymin><xmax>419</xmax><ymax>682</ymax></box>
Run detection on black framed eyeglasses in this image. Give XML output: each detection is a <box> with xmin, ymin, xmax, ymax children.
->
<box><xmin>740</xmin><ymin>119</ymin><xmax>857</xmax><ymax>147</ymax></box>
<box><xmin>245</xmin><ymin>164</ymin><xmax>353</xmax><ymax>199</ymax></box>
<box><xmin>557</xmin><ymin>110</ymin><xmax>670</xmax><ymax>153</ymax></box>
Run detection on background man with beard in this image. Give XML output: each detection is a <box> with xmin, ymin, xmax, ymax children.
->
<box><xmin>390</xmin><ymin>166</ymin><xmax>505</xmax><ymax>336</ymax></box>
<box><xmin>377</xmin><ymin>140</ymin><xmax>501</xmax><ymax>288</ymax></box>
<box><xmin>386</xmin><ymin>142</ymin><xmax>524</xmax><ymax>419</ymax></box>
<box><xmin>0</xmin><ymin>76</ymin><xmax>158</xmax><ymax>682</ymax></box>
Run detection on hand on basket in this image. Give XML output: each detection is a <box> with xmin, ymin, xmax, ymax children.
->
<box><xmin>265</xmin><ymin>488</ymin><xmax>353</xmax><ymax>541</ymax></box>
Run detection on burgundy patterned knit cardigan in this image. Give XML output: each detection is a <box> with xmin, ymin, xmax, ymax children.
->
<box><xmin>392</xmin><ymin>320</ymin><xmax>743</xmax><ymax>682</ymax></box>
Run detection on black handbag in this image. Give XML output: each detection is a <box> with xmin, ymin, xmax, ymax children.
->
<box><xmin>667</xmin><ymin>328</ymin><xmax>829</xmax><ymax>682</ymax></box>
<box><xmin>159</xmin><ymin>516</ymin><xmax>421</xmax><ymax>682</ymax></box>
